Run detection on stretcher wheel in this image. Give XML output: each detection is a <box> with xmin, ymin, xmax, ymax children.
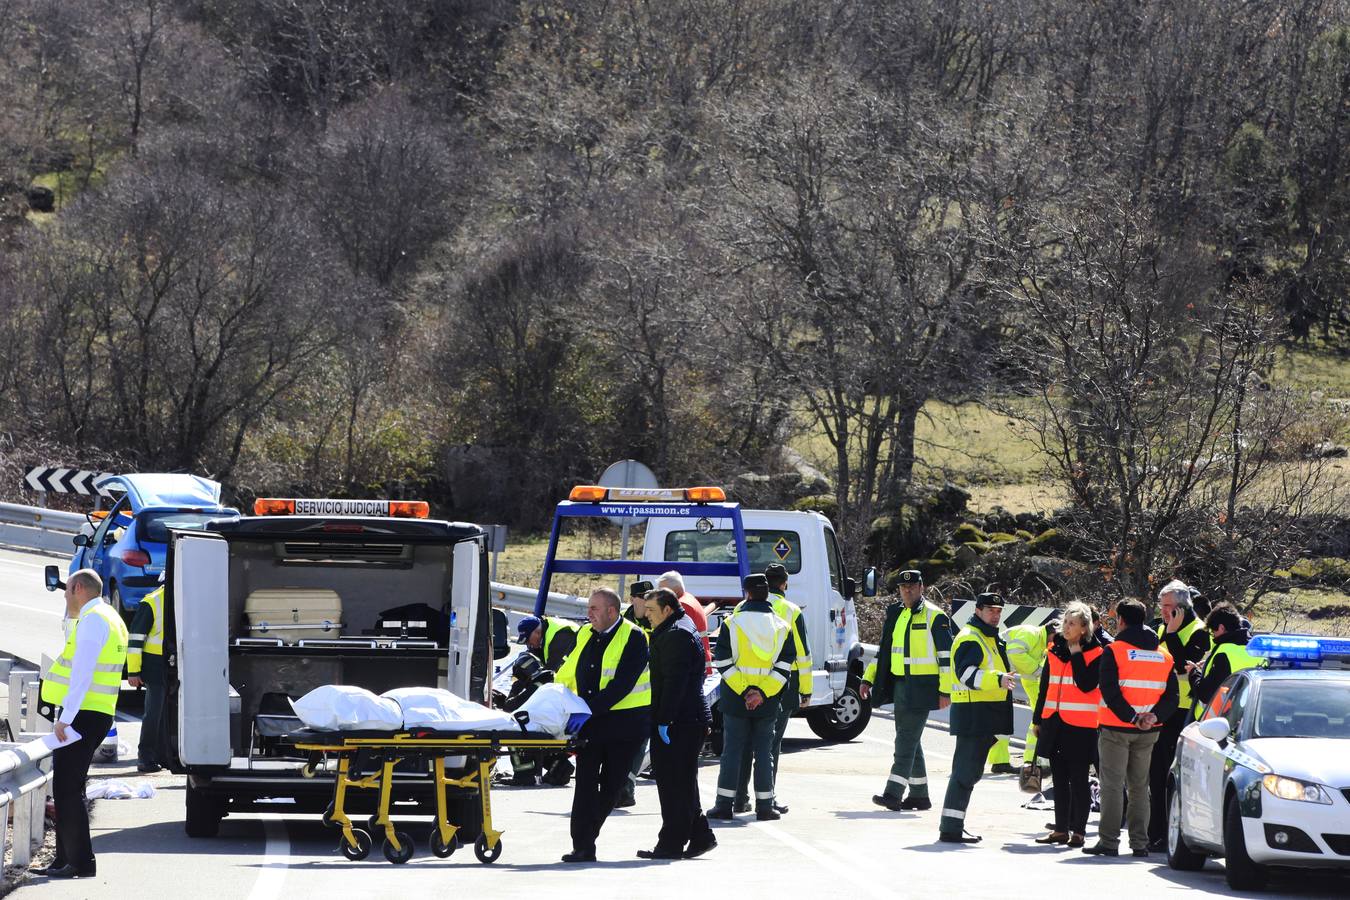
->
<box><xmin>430</xmin><ymin>831</ymin><xmax>458</xmax><ymax>858</ymax></box>
<box><xmin>367</xmin><ymin>814</ymin><xmax>383</xmax><ymax>833</ymax></box>
<box><xmin>321</xmin><ymin>803</ymin><xmax>337</xmax><ymax>828</ymax></box>
<box><xmin>474</xmin><ymin>834</ymin><xmax>502</xmax><ymax>864</ymax></box>
<box><xmin>341</xmin><ymin>829</ymin><xmax>372</xmax><ymax>861</ymax></box>
<box><xmin>383</xmin><ymin>831</ymin><xmax>415</xmax><ymax>865</ymax></box>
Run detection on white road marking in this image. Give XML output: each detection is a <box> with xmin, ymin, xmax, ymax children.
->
<box><xmin>0</xmin><ymin>557</ymin><xmax>49</xmax><ymax>571</ymax></box>
<box><xmin>0</xmin><ymin>599</ymin><xmax>60</xmax><ymax>617</ymax></box>
<box><xmin>247</xmin><ymin>813</ymin><xmax>291</xmax><ymax>900</ymax></box>
<box><xmin>753</xmin><ymin>821</ymin><xmax>896</xmax><ymax>900</ymax></box>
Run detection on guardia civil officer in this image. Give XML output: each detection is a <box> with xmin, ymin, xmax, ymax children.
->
<box><xmin>556</xmin><ymin>587</ymin><xmax>651</xmax><ymax>862</ymax></box>
<box><xmin>35</xmin><ymin>569</ymin><xmax>129</xmax><ymax>880</ymax></box>
<box><xmin>937</xmin><ymin>593</ymin><xmax>1016</xmax><ymax>843</ymax></box>
<box><xmin>618</xmin><ymin>580</ymin><xmax>655</xmax><ymax>808</ymax></box>
<box><xmin>707</xmin><ymin>573</ymin><xmax>795</xmax><ymax>821</ymax></box>
<box><xmin>127</xmin><ymin>574</ymin><xmax>167</xmax><ymax>773</ymax></box>
<box><xmin>734</xmin><ymin>563</ymin><xmax>809</xmax><ymax>814</ymax></box>
<box><xmin>859</xmin><ymin>569</ymin><xmax>952</xmax><ymax>812</ymax></box>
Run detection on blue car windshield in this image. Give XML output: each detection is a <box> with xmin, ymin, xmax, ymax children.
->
<box><xmin>1253</xmin><ymin>679</ymin><xmax>1350</xmax><ymax>738</ymax></box>
<box><xmin>139</xmin><ymin>511</ymin><xmax>222</xmax><ymax>543</ymax></box>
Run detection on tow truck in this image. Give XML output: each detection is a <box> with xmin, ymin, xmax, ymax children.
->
<box><xmin>150</xmin><ymin>496</ymin><xmax>502</xmax><ymax>838</ymax></box>
<box><xmin>534</xmin><ymin>485</ymin><xmax>877</xmax><ymax>745</ymax></box>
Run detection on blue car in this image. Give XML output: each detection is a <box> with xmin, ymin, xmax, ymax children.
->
<box><xmin>69</xmin><ymin>473</ymin><xmax>238</xmax><ymax>618</ymax></box>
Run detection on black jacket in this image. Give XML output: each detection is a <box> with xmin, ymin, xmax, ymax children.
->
<box><xmin>649</xmin><ymin>606</ymin><xmax>712</xmax><ymax>727</ymax></box>
<box><xmin>1098</xmin><ymin>625</ymin><xmax>1180</xmax><ymax>732</ymax></box>
<box><xmin>1032</xmin><ymin>632</ymin><xmax>1102</xmax><ymax>723</ymax></box>
<box><xmin>572</xmin><ymin>620</ymin><xmax>651</xmax><ymax>741</ymax></box>
<box><xmin>1160</xmin><ymin>612</ymin><xmax>1212</xmax><ymax>691</ymax></box>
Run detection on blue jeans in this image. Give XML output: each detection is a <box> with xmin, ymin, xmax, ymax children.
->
<box><xmin>717</xmin><ymin>712</ymin><xmax>776</xmax><ymax>812</ymax></box>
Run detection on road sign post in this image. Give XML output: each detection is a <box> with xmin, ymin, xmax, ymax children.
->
<box><xmin>597</xmin><ymin>460</ymin><xmax>659</xmax><ymax>596</ymax></box>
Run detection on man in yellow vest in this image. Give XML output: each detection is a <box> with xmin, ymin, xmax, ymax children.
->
<box><xmin>127</xmin><ymin>575</ymin><xmax>166</xmax><ymax>773</ymax></box>
<box><xmin>987</xmin><ymin>620</ymin><xmax>1055</xmax><ymax>774</ymax></box>
<box><xmin>1147</xmin><ymin>580</ymin><xmax>1210</xmax><ymax>852</ymax></box>
<box><xmin>518</xmin><ymin>613</ymin><xmax>580</xmax><ymax>672</ymax></box>
<box><xmin>36</xmin><ymin>568</ymin><xmax>128</xmax><ymax>880</ymax></box>
<box><xmin>555</xmin><ymin>587</ymin><xmax>651</xmax><ymax>863</ymax></box>
<box><xmin>1187</xmin><ymin>602</ymin><xmax>1262</xmax><ymax>718</ymax></box>
<box><xmin>938</xmin><ymin>593</ymin><xmax>1016</xmax><ymax>843</ymax></box>
<box><xmin>708</xmin><ymin>573</ymin><xmax>796</xmax><ymax>822</ymax></box>
<box><xmin>860</xmin><ymin>569</ymin><xmax>953</xmax><ymax>812</ymax></box>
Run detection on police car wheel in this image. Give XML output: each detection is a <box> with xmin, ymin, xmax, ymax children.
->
<box><xmin>1222</xmin><ymin>796</ymin><xmax>1267</xmax><ymax>891</ymax></box>
<box><xmin>474</xmin><ymin>834</ymin><xmax>502</xmax><ymax>863</ymax></box>
<box><xmin>1166</xmin><ymin>784</ymin><xmax>1206</xmax><ymax>871</ymax></box>
<box><xmin>341</xmin><ymin>829</ymin><xmax>373</xmax><ymax>861</ymax></box>
<box><xmin>383</xmin><ymin>831</ymin><xmax>415</xmax><ymax>865</ymax></box>
<box><xmin>430</xmin><ymin>831</ymin><xmax>458</xmax><ymax>858</ymax></box>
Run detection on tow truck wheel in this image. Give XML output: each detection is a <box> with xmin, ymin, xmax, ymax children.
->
<box><xmin>1166</xmin><ymin>784</ymin><xmax>1206</xmax><ymax>871</ymax></box>
<box><xmin>805</xmin><ymin>686</ymin><xmax>871</xmax><ymax>742</ymax></box>
<box><xmin>341</xmin><ymin>829</ymin><xmax>373</xmax><ymax>861</ymax></box>
<box><xmin>430</xmin><ymin>831</ymin><xmax>458</xmax><ymax>858</ymax></box>
<box><xmin>474</xmin><ymin>834</ymin><xmax>502</xmax><ymax>864</ymax></box>
<box><xmin>1222</xmin><ymin>796</ymin><xmax>1268</xmax><ymax>891</ymax></box>
<box><xmin>184</xmin><ymin>781</ymin><xmax>223</xmax><ymax>838</ymax></box>
<box><xmin>383</xmin><ymin>831</ymin><xmax>415</xmax><ymax>865</ymax></box>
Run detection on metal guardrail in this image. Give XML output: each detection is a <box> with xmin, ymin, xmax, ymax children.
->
<box><xmin>2</xmin><ymin>658</ymin><xmax>53</xmax><ymax>868</ymax></box>
<box><xmin>0</xmin><ymin>501</ymin><xmax>84</xmax><ymax>556</ymax></box>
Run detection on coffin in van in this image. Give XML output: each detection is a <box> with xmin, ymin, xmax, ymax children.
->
<box><xmin>243</xmin><ymin>588</ymin><xmax>343</xmax><ymax>644</ymax></box>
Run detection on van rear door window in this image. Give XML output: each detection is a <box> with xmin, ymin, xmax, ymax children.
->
<box><xmin>663</xmin><ymin>530</ymin><xmax>803</xmax><ymax>575</ymax></box>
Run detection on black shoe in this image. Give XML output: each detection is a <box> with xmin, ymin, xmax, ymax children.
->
<box><xmin>636</xmin><ymin>848</ymin><xmax>682</xmax><ymax>860</ymax></box>
<box><xmin>990</xmin><ymin>763</ymin><xmax>1016</xmax><ymax>775</ymax></box>
<box><xmin>1132</xmin><ymin>848</ymin><xmax>1150</xmax><ymax>858</ymax></box>
<box><xmin>772</xmin><ymin>802</ymin><xmax>789</xmax><ymax>815</ymax></box>
<box><xmin>683</xmin><ymin>837</ymin><xmax>718</xmax><ymax>859</ymax></box>
<box><xmin>1081</xmin><ymin>844</ymin><xmax>1119</xmax><ymax>857</ymax></box>
<box><xmin>136</xmin><ymin>762</ymin><xmax>162</xmax><ymax>774</ymax></box>
<box><xmin>756</xmin><ymin>807</ymin><xmax>781</xmax><ymax>821</ymax></box>
<box><xmin>938</xmin><ymin>832</ymin><xmax>981</xmax><ymax>844</ymax></box>
<box><xmin>31</xmin><ymin>864</ymin><xmax>68</xmax><ymax>876</ymax></box>
<box><xmin>39</xmin><ymin>864</ymin><xmax>96</xmax><ymax>879</ymax></box>
<box><xmin>872</xmin><ymin>793</ymin><xmax>903</xmax><ymax>811</ymax></box>
<box><xmin>561</xmin><ymin>850</ymin><xmax>596</xmax><ymax>863</ymax></box>
<box><xmin>706</xmin><ymin>806</ymin><xmax>734</xmax><ymax>820</ymax></box>
<box><xmin>614</xmin><ymin>795</ymin><xmax>635</xmax><ymax>809</ymax></box>
<box><xmin>733</xmin><ymin>798</ymin><xmax>751</xmax><ymax>814</ymax></box>
<box><xmin>900</xmin><ymin>797</ymin><xmax>932</xmax><ymax>811</ymax></box>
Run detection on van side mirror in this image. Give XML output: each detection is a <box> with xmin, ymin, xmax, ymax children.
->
<box><xmin>862</xmin><ymin>567</ymin><xmax>878</xmax><ymax>597</ymax></box>
<box><xmin>45</xmin><ymin>565</ymin><xmax>65</xmax><ymax>592</ymax></box>
<box><xmin>491</xmin><ymin>609</ymin><xmax>511</xmax><ymax>660</ymax></box>
<box><xmin>72</xmin><ymin>532</ymin><xmax>90</xmax><ymax>548</ymax></box>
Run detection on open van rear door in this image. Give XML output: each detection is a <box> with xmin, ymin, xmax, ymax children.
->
<box><xmin>173</xmin><ymin>532</ymin><xmax>231</xmax><ymax>767</ymax></box>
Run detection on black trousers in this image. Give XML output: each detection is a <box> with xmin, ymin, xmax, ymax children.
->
<box><xmin>52</xmin><ymin>709</ymin><xmax>114</xmax><ymax>871</ymax></box>
<box><xmin>650</xmin><ymin>724</ymin><xmax>712</xmax><ymax>853</ymax></box>
<box><xmin>1148</xmin><ymin>709</ymin><xmax>1187</xmax><ymax>842</ymax></box>
<box><xmin>570</xmin><ymin>737</ymin><xmax>644</xmax><ymax>854</ymax></box>
<box><xmin>138</xmin><ymin>656</ymin><xmax>165</xmax><ymax>766</ymax></box>
<box><xmin>1049</xmin><ymin>751</ymin><xmax>1093</xmax><ymax>834</ymax></box>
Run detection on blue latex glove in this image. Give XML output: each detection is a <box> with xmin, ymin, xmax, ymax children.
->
<box><xmin>657</xmin><ymin>724</ymin><xmax>671</xmax><ymax>744</ymax></box>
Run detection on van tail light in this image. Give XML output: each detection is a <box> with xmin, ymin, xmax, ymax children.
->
<box><xmin>120</xmin><ymin>549</ymin><xmax>151</xmax><ymax>567</ymax></box>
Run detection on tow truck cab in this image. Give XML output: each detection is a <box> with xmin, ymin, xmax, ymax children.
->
<box><xmin>160</xmin><ymin>498</ymin><xmax>497</xmax><ymax>837</ymax></box>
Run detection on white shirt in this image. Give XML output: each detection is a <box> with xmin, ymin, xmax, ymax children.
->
<box><xmin>59</xmin><ymin>598</ymin><xmax>112</xmax><ymax>724</ymax></box>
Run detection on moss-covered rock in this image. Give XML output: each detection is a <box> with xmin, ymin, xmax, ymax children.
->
<box><xmin>792</xmin><ymin>493</ymin><xmax>839</xmax><ymax>521</ymax></box>
<box><xmin>1015</xmin><ymin>529</ymin><xmax>1035</xmax><ymax>541</ymax></box>
<box><xmin>988</xmin><ymin>532</ymin><xmax>1020</xmax><ymax>543</ymax></box>
<box><xmin>953</xmin><ymin>522</ymin><xmax>988</xmax><ymax>543</ymax></box>
<box><xmin>1287</xmin><ymin>557</ymin><xmax>1350</xmax><ymax>585</ymax></box>
<box><xmin>930</xmin><ymin>543</ymin><xmax>958</xmax><ymax>562</ymax></box>
<box><xmin>1027</xmin><ymin>528</ymin><xmax>1071</xmax><ymax>554</ymax></box>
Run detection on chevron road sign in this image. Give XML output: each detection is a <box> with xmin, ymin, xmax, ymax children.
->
<box><xmin>23</xmin><ymin>466</ymin><xmax>114</xmax><ymax>497</ymax></box>
<box><xmin>948</xmin><ymin>597</ymin><xmax>1061</xmax><ymax>631</ymax></box>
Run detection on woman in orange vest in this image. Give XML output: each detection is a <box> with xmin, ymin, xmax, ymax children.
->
<box><xmin>1031</xmin><ymin>602</ymin><xmax>1103</xmax><ymax>848</ymax></box>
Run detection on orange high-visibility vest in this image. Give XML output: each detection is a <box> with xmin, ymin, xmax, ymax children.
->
<box><xmin>1098</xmin><ymin>640</ymin><xmax>1172</xmax><ymax>729</ymax></box>
<box><xmin>1042</xmin><ymin>646</ymin><xmax>1103</xmax><ymax>728</ymax></box>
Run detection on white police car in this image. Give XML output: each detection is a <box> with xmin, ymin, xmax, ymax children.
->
<box><xmin>1168</xmin><ymin>635</ymin><xmax>1350</xmax><ymax>890</ymax></box>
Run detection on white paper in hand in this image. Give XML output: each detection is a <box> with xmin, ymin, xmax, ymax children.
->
<box><xmin>43</xmin><ymin>726</ymin><xmax>82</xmax><ymax>750</ymax></box>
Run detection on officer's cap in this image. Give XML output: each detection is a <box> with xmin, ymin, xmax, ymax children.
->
<box><xmin>974</xmin><ymin>593</ymin><xmax>1004</xmax><ymax>609</ymax></box>
<box><xmin>764</xmin><ymin>564</ymin><xmax>788</xmax><ymax>582</ymax></box>
<box><xmin>630</xmin><ymin>580</ymin><xmax>654</xmax><ymax>598</ymax></box>
<box><xmin>516</xmin><ymin>615</ymin><xmax>541</xmax><ymax>642</ymax></box>
<box><xmin>743</xmin><ymin>573</ymin><xmax>768</xmax><ymax>590</ymax></box>
<box><xmin>898</xmin><ymin>569</ymin><xmax>922</xmax><ymax>585</ymax></box>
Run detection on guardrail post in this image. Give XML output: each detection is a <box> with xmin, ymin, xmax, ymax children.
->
<box><xmin>11</xmin><ymin>784</ymin><xmax>32</xmax><ymax>867</ymax></box>
<box><xmin>30</xmin><ymin>763</ymin><xmax>48</xmax><ymax>851</ymax></box>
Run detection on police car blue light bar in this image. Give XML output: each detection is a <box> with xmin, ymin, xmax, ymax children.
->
<box><xmin>1247</xmin><ymin>634</ymin><xmax>1350</xmax><ymax>663</ymax></box>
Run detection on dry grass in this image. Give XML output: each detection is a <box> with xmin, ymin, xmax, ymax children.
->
<box><xmin>1249</xmin><ymin>588</ymin><xmax>1350</xmax><ymax>637</ymax></box>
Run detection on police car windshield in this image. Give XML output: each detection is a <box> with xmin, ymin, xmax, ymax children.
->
<box><xmin>140</xmin><ymin>511</ymin><xmax>221</xmax><ymax>543</ymax></box>
<box><xmin>1253</xmin><ymin>679</ymin><xmax>1350</xmax><ymax>739</ymax></box>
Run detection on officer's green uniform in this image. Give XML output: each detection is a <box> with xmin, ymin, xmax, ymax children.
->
<box><xmin>938</xmin><ymin>607</ymin><xmax>1013</xmax><ymax>840</ymax></box>
<box><xmin>128</xmin><ymin>586</ymin><xmax>166</xmax><ymax>769</ymax></box>
<box><xmin>620</xmin><ymin>583</ymin><xmax>655</xmax><ymax>807</ymax></box>
<box><xmin>987</xmin><ymin>622</ymin><xmax>1050</xmax><ymax>769</ymax></box>
<box><xmin>736</xmin><ymin>586</ymin><xmax>811</xmax><ymax>809</ymax></box>
<box><xmin>863</xmin><ymin>582</ymin><xmax>953</xmax><ymax>804</ymax></box>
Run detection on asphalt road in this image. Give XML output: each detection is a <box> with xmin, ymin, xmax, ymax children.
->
<box><xmin>0</xmin><ymin>547</ymin><xmax>66</xmax><ymax>669</ymax></box>
<box><xmin>2</xmin><ymin>547</ymin><xmax>1346</xmax><ymax>899</ymax></box>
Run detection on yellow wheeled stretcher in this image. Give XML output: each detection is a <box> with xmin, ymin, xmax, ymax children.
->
<box><xmin>293</xmin><ymin>727</ymin><xmax>576</xmax><ymax>865</ymax></box>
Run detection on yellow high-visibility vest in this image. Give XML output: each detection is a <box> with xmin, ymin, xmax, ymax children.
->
<box><xmin>41</xmin><ymin>602</ymin><xmax>129</xmax><ymax>716</ymax></box>
<box><xmin>556</xmin><ymin>619</ymin><xmax>651</xmax><ymax>711</ymax></box>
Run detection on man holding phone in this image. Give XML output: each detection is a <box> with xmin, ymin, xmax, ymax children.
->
<box><xmin>1147</xmin><ymin>580</ymin><xmax>1210</xmax><ymax>852</ymax></box>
